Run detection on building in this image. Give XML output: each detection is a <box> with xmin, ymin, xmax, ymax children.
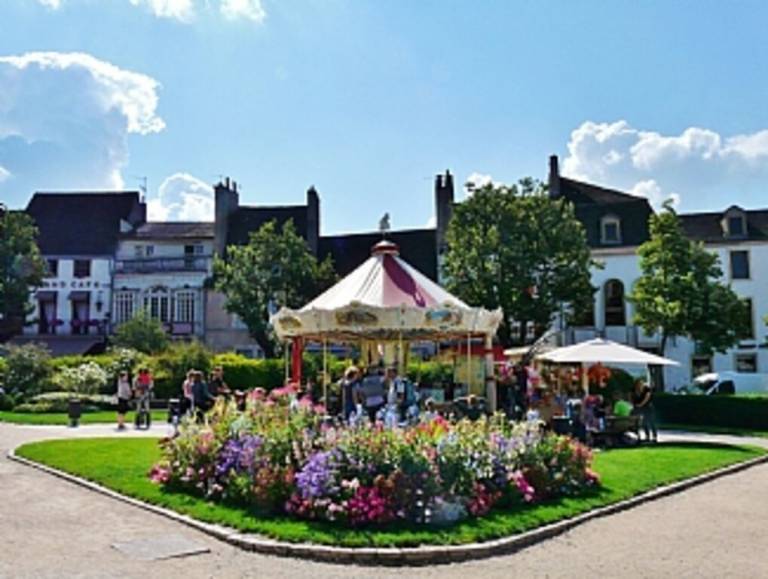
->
<box><xmin>547</xmin><ymin>155</ymin><xmax>768</xmax><ymax>388</ymax></box>
<box><xmin>17</xmin><ymin>191</ymin><xmax>145</xmax><ymax>355</ymax></box>
<box><xmin>112</xmin><ymin>221</ymin><xmax>215</xmax><ymax>339</ymax></box>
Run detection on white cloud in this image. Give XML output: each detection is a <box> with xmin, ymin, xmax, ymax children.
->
<box><xmin>563</xmin><ymin>120</ymin><xmax>768</xmax><ymax>210</ymax></box>
<box><xmin>0</xmin><ymin>51</ymin><xmax>164</xmax><ymax>205</ymax></box>
<box><xmin>463</xmin><ymin>172</ymin><xmax>504</xmax><ymax>196</ymax></box>
<box><xmin>37</xmin><ymin>0</ymin><xmax>62</xmax><ymax>9</ymax></box>
<box><xmin>147</xmin><ymin>173</ymin><xmax>214</xmax><ymax>221</ymax></box>
<box><xmin>0</xmin><ymin>165</ymin><xmax>10</xmax><ymax>183</ymax></box>
<box><xmin>425</xmin><ymin>215</ymin><xmax>436</xmax><ymax>228</ymax></box>
<box><xmin>220</xmin><ymin>0</ymin><xmax>266</xmax><ymax>23</ymax></box>
<box><xmin>128</xmin><ymin>0</ymin><xmax>195</xmax><ymax>22</ymax></box>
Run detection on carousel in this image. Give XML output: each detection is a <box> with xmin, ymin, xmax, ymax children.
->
<box><xmin>270</xmin><ymin>240</ymin><xmax>503</xmax><ymax>410</ymax></box>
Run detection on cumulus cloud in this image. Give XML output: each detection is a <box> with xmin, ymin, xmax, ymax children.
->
<box><xmin>32</xmin><ymin>0</ymin><xmax>266</xmax><ymax>23</ymax></box>
<box><xmin>0</xmin><ymin>52</ymin><xmax>164</xmax><ymax>206</ymax></box>
<box><xmin>147</xmin><ymin>173</ymin><xmax>214</xmax><ymax>221</ymax></box>
<box><xmin>562</xmin><ymin>120</ymin><xmax>768</xmax><ymax>210</ymax></box>
<box><xmin>0</xmin><ymin>165</ymin><xmax>10</xmax><ymax>183</ymax></box>
<box><xmin>128</xmin><ymin>0</ymin><xmax>195</xmax><ymax>22</ymax></box>
<box><xmin>220</xmin><ymin>0</ymin><xmax>266</xmax><ymax>23</ymax></box>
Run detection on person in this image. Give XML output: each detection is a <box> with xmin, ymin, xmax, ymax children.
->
<box><xmin>422</xmin><ymin>398</ymin><xmax>439</xmax><ymax>421</ymax></box>
<box><xmin>536</xmin><ymin>389</ymin><xmax>562</xmax><ymax>427</ymax></box>
<box><xmin>632</xmin><ymin>378</ymin><xmax>658</xmax><ymax>442</ymax></box>
<box><xmin>181</xmin><ymin>369</ymin><xmax>195</xmax><ymax>416</ymax></box>
<box><xmin>612</xmin><ymin>393</ymin><xmax>633</xmax><ymax>417</ymax></box>
<box><xmin>339</xmin><ymin>366</ymin><xmax>360</xmax><ymax>421</ymax></box>
<box><xmin>208</xmin><ymin>366</ymin><xmax>230</xmax><ymax>398</ymax></box>
<box><xmin>358</xmin><ymin>366</ymin><xmax>386</xmax><ymax>422</ymax></box>
<box><xmin>115</xmin><ymin>371</ymin><xmax>132</xmax><ymax>430</ymax></box>
<box><xmin>190</xmin><ymin>370</ymin><xmax>215</xmax><ymax>422</ymax></box>
<box><xmin>132</xmin><ymin>368</ymin><xmax>154</xmax><ymax>428</ymax></box>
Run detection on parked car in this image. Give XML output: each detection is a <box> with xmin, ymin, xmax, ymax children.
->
<box><xmin>680</xmin><ymin>372</ymin><xmax>768</xmax><ymax>396</ymax></box>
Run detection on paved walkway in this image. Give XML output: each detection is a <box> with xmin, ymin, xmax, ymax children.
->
<box><xmin>2</xmin><ymin>423</ymin><xmax>768</xmax><ymax>579</ymax></box>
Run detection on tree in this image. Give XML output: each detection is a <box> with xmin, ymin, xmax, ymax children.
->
<box><xmin>630</xmin><ymin>202</ymin><xmax>749</xmax><ymax>358</ymax></box>
<box><xmin>0</xmin><ymin>209</ymin><xmax>47</xmax><ymax>334</ymax></box>
<box><xmin>443</xmin><ymin>179</ymin><xmax>595</xmax><ymax>346</ymax></box>
<box><xmin>213</xmin><ymin>220</ymin><xmax>336</xmax><ymax>357</ymax></box>
<box><xmin>112</xmin><ymin>310</ymin><xmax>169</xmax><ymax>354</ymax></box>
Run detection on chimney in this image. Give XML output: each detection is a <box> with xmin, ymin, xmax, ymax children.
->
<box><xmin>214</xmin><ymin>177</ymin><xmax>239</xmax><ymax>257</ymax></box>
<box><xmin>435</xmin><ymin>169</ymin><xmax>455</xmax><ymax>270</ymax></box>
<box><xmin>548</xmin><ymin>155</ymin><xmax>561</xmax><ymax>199</ymax></box>
<box><xmin>306</xmin><ymin>186</ymin><xmax>320</xmax><ymax>256</ymax></box>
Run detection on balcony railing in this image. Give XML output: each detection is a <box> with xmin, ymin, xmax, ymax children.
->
<box><xmin>114</xmin><ymin>256</ymin><xmax>210</xmax><ymax>274</ymax></box>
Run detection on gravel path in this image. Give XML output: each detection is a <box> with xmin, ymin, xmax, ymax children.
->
<box><xmin>2</xmin><ymin>424</ymin><xmax>768</xmax><ymax>579</ymax></box>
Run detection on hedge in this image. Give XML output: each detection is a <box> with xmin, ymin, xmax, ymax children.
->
<box><xmin>655</xmin><ymin>393</ymin><xmax>768</xmax><ymax>430</ymax></box>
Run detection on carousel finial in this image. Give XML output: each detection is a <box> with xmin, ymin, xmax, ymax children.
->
<box><xmin>379</xmin><ymin>212</ymin><xmax>391</xmax><ymax>236</ymax></box>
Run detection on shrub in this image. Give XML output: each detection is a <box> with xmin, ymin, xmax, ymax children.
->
<box><xmin>655</xmin><ymin>394</ymin><xmax>768</xmax><ymax>430</ymax></box>
<box><xmin>149</xmin><ymin>341</ymin><xmax>212</xmax><ymax>399</ymax></box>
<box><xmin>13</xmin><ymin>392</ymin><xmax>114</xmax><ymax>413</ymax></box>
<box><xmin>112</xmin><ymin>311</ymin><xmax>169</xmax><ymax>354</ymax></box>
<box><xmin>53</xmin><ymin>362</ymin><xmax>110</xmax><ymax>395</ymax></box>
<box><xmin>407</xmin><ymin>361</ymin><xmax>454</xmax><ymax>386</ymax></box>
<box><xmin>211</xmin><ymin>353</ymin><xmax>284</xmax><ymax>391</ymax></box>
<box><xmin>4</xmin><ymin>343</ymin><xmax>53</xmax><ymax>399</ymax></box>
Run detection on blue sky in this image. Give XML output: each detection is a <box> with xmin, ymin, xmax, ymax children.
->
<box><xmin>2</xmin><ymin>0</ymin><xmax>768</xmax><ymax>233</ymax></box>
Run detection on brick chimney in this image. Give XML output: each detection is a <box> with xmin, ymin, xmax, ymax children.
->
<box><xmin>548</xmin><ymin>155</ymin><xmax>561</xmax><ymax>199</ymax></box>
<box><xmin>214</xmin><ymin>177</ymin><xmax>239</xmax><ymax>257</ymax></box>
<box><xmin>306</xmin><ymin>186</ymin><xmax>320</xmax><ymax>256</ymax></box>
<box><xmin>435</xmin><ymin>169</ymin><xmax>454</xmax><ymax>266</ymax></box>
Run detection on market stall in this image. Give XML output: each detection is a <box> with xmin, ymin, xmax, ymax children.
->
<box><xmin>270</xmin><ymin>240</ymin><xmax>503</xmax><ymax>410</ymax></box>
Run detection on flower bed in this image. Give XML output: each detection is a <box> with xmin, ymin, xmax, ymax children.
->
<box><xmin>151</xmin><ymin>388</ymin><xmax>599</xmax><ymax>528</ymax></box>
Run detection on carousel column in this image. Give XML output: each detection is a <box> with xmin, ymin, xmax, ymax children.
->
<box><xmin>484</xmin><ymin>333</ymin><xmax>497</xmax><ymax>413</ymax></box>
<box><xmin>291</xmin><ymin>336</ymin><xmax>304</xmax><ymax>384</ymax></box>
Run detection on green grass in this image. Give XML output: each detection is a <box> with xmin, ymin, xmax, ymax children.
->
<box><xmin>15</xmin><ymin>438</ymin><xmax>765</xmax><ymax>548</ymax></box>
<box><xmin>660</xmin><ymin>423</ymin><xmax>768</xmax><ymax>438</ymax></box>
<box><xmin>0</xmin><ymin>410</ymin><xmax>166</xmax><ymax>426</ymax></box>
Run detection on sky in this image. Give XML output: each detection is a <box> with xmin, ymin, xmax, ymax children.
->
<box><xmin>1</xmin><ymin>0</ymin><xmax>768</xmax><ymax>234</ymax></box>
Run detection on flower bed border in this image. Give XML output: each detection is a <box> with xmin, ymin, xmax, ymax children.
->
<box><xmin>8</xmin><ymin>445</ymin><xmax>768</xmax><ymax>566</ymax></box>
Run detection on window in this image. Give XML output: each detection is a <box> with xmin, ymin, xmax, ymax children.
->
<box><xmin>730</xmin><ymin>250</ymin><xmax>750</xmax><ymax>279</ymax></box>
<box><xmin>742</xmin><ymin>298</ymin><xmax>754</xmax><ymax>339</ymax></box>
<box><xmin>175</xmin><ymin>290</ymin><xmax>196</xmax><ymax>323</ymax></box>
<box><xmin>735</xmin><ymin>352</ymin><xmax>758</xmax><ymax>373</ymax></box>
<box><xmin>73</xmin><ymin>259</ymin><xmax>91</xmax><ymax>278</ymax></box>
<box><xmin>691</xmin><ymin>355</ymin><xmax>712</xmax><ymax>378</ymax></box>
<box><xmin>145</xmin><ymin>245</ymin><xmax>154</xmax><ymax>257</ymax></box>
<box><xmin>728</xmin><ymin>216</ymin><xmax>746</xmax><ymax>237</ymax></box>
<box><xmin>46</xmin><ymin>259</ymin><xmax>58</xmax><ymax>277</ymax></box>
<box><xmin>604</xmin><ymin>279</ymin><xmax>626</xmax><ymax>326</ymax></box>
<box><xmin>185</xmin><ymin>244</ymin><xmax>204</xmax><ymax>255</ymax></box>
<box><xmin>601</xmin><ymin>216</ymin><xmax>622</xmax><ymax>244</ymax></box>
<box><xmin>114</xmin><ymin>291</ymin><xmax>136</xmax><ymax>324</ymax></box>
<box><xmin>134</xmin><ymin>245</ymin><xmax>154</xmax><ymax>257</ymax></box>
<box><xmin>143</xmin><ymin>288</ymin><xmax>171</xmax><ymax>323</ymax></box>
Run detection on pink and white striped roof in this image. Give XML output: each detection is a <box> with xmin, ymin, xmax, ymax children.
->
<box><xmin>302</xmin><ymin>240</ymin><xmax>469</xmax><ymax>311</ymax></box>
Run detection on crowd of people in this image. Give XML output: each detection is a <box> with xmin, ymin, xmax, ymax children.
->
<box><xmin>114</xmin><ymin>361</ymin><xmax>658</xmax><ymax>444</ymax></box>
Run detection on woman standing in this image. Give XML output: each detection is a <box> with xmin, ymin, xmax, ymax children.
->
<box><xmin>632</xmin><ymin>378</ymin><xmax>658</xmax><ymax>443</ymax></box>
<box><xmin>115</xmin><ymin>371</ymin><xmax>132</xmax><ymax>431</ymax></box>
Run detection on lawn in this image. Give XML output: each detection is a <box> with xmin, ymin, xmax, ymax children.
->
<box><xmin>15</xmin><ymin>437</ymin><xmax>765</xmax><ymax>548</ymax></box>
<box><xmin>0</xmin><ymin>410</ymin><xmax>167</xmax><ymax>426</ymax></box>
<box><xmin>660</xmin><ymin>423</ymin><xmax>768</xmax><ymax>438</ymax></box>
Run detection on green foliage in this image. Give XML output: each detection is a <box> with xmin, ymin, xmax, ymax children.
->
<box><xmin>213</xmin><ymin>219</ymin><xmax>336</xmax><ymax>357</ymax></box>
<box><xmin>16</xmin><ymin>438</ymin><xmax>762</xmax><ymax>548</ymax></box>
<box><xmin>630</xmin><ymin>203</ymin><xmax>749</xmax><ymax>355</ymax></box>
<box><xmin>406</xmin><ymin>361</ymin><xmax>454</xmax><ymax>385</ymax></box>
<box><xmin>655</xmin><ymin>394</ymin><xmax>768</xmax><ymax>430</ymax></box>
<box><xmin>4</xmin><ymin>343</ymin><xmax>53</xmax><ymax>398</ymax></box>
<box><xmin>602</xmin><ymin>367</ymin><xmax>636</xmax><ymax>401</ymax></box>
<box><xmin>148</xmin><ymin>341</ymin><xmax>212</xmax><ymax>399</ymax></box>
<box><xmin>211</xmin><ymin>352</ymin><xmax>284</xmax><ymax>391</ymax></box>
<box><xmin>444</xmin><ymin>180</ymin><xmax>595</xmax><ymax>346</ymax></box>
<box><xmin>112</xmin><ymin>310</ymin><xmax>169</xmax><ymax>354</ymax></box>
<box><xmin>0</xmin><ymin>211</ymin><xmax>47</xmax><ymax>328</ymax></box>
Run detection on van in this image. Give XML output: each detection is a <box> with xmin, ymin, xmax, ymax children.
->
<box><xmin>690</xmin><ymin>372</ymin><xmax>768</xmax><ymax>396</ymax></box>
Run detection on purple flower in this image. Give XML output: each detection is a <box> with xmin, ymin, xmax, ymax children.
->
<box><xmin>295</xmin><ymin>450</ymin><xmax>339</xmax><ymax>500</ymax></box>
<box><xmin>215</xmin><ymin>434</ymin><xmax>263</xmax><ymax>478</ymax></box>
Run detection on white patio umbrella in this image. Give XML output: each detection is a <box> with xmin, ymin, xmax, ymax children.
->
<box><xmin>539</xmin><ymin>338</ymin><xmax>679</xmax><ymax>366</ymax></box>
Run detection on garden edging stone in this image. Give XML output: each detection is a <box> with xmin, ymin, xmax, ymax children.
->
<box><xmin>8</xmin><ymin>446</ymin><xmax>768</xmax><ymax>566</ymax></box>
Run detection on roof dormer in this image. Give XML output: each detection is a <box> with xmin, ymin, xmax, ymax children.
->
<box><xmin>722</xmin><ymin>206</ymin><xmax>748</xmax><ymax>239</ymax></box>
<box><xmin>600</xmin><ymin>214</ymin><xmax>622</xmax><ymax>245</ymax></box>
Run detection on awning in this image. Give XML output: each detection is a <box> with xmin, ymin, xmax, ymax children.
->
<box><xmin>539</xmin><ymin>338</ymin><xmax>679</xmax><ymax>366</ymax></box>
<box><xmin>68</xmin><ymin>291</ymin><xmax>90</xmax><ymax>301</ymax></box>
<box><xmin>35</xmin><ymin>290</ymin><xmax>57</xmax><ymax>301</ymax></box>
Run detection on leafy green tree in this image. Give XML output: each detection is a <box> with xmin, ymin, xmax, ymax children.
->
<box><xmin>630</xmin><ymin>202</ymin><xmax>749</xmax><ymax>357</ymax></box>
<box><xmin>111</xmin><ymin>310</ymin><xmax>169</xmax><ymax>354</ymax></box>
<box><xmin>0</xmin><ymin>210</ymin><xmax>47</xmax><ymax>333</ymax></box>
<box><xmin>214</xmin><ymin>220</ymin><xmax>336</xmax><ymax>357</ymax></box>
<box><xmin>444</xmin><ymin>179</ymin><xmax>595</xmax><ymax>346</ymax></box>
<box><xmin>5</xmin><ymin>343</ymin><xmax>53</xmax><ymax>399</ymax></box>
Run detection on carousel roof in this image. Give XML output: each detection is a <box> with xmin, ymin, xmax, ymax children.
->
<box><xmin>271</xmin><ymin>240</ymin><xmax>502</xmax><ymax>341</ymax></box>
<box><xmin>302</xmin><ymin>240</ymin><xmax>469</xmax><ymax>311</ymax></box>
